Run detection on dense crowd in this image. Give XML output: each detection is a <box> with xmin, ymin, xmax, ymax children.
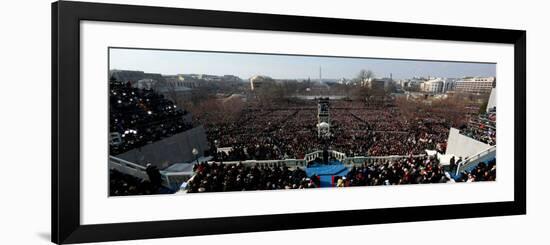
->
<box><xmin>339</xmin><ymin>156</ymin><xmax>496</xmax><ymax>188</ymax></box>
<box><xmin>109</xmin><ymin>163</ymin><xmax>174</xmax><ymax>196</ymax></box>
<box><xmin>186</xmin><ymin>162</ymin><xmax>317</xmax><ymax>193</ymax></box>
<box><xmin>186</xmin><ymin>156</ymin><xmax>497</xmax><ymax>193</ymax></box>
<box><xmin>455</xmin><ymin>159</ymin><xmax>496</xmax><ymax>182</ymax></box>
<box><xmin>459</xmin><ymin>108</ymin><xmax>496</xmax><ymax>145</ymax></box>
<box><xmin>109</xmin><ymin>78</ymin><xmax>193</xmax><ymax>155</ymax></box>
<box><xmin>342</xmin><ymin>156</ymin><xmax>449</xmax><ymax>186</ymax></box>
<box><xmin>109</xmin><ymin>169</ymin><xmax>166</xmax><ymax>196</ymax></box>
<box><xmin>200</xmin><ymin>99</ymin><xmax>454</xmax><ymax>161</ymax></box>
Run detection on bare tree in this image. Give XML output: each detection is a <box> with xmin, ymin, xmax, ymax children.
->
<box><xmin>356</xmin><ymin>69</ymin><xmax>375</xmax><ymax>84</ymax></box>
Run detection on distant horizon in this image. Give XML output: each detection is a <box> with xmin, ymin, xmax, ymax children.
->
<box><xmin>108</xmin><ymin>68</ymin><xmax>495</xmax><ymax>81</ymax></box>
<box><xmin>109</xmin><ymin>48</ymin><xmax>496</xmax><ymax>80</ymax></box>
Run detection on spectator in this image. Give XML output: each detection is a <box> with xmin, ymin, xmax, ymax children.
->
<box><xmin>109</xmin><ymin>77</ymin><xmax>193</xmax><ymax>155</ymax></box>
<box><xmin>145</xmin><ymin>163</ymin><xmax>162</xmax><ymax>188</ymax></box>
<box><xmin>186</xmin><ymin>162</ymin><xmax>314</xmax><ymax>193</ymax></box>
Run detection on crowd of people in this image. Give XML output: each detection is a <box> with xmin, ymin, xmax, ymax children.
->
<box><xmin>339</xmin><ymin>156</ymin><xmax>496</xmax><ymax>188</ymax></box>
<box><xmin>109</xmin><ymin>169</ymin><xmax>170</xmax><ymax>196</ymax></box>
<box><xmin>459</xmin><ymin>108</ymin><xmax>496</xmax><ymax>145</ymax></box>
<box><xmin>186</xmin><ymin>155</ymin><xmax>497</xmax><ymax>193</ymax></box>
<box><xmin>342</xmin><ymin>156</ymin><xmax>449</xmax><ymax>187</ymax></box>
<box><xmin>199</xmin><ymin>98</ymin><xmax>455</xmax><ymax>161</ymax></box>
<box><xmin>106</xmin><ymin>70</ymin><xmax>499</xmax><ymax>196</ymax></box>
<box><xmin>455</xmin><ymin>159</ymin><xmax>497</xmax><ymax>182</ymax></box>
<box><xmin>109</xmin><ymin>78</ymin><xmax>193</xmax><ymax>155</ymax></box>
<box><xmin>186</xmin><ymin>162</ymin><xmax>318</xmax><ymax>193</ymax></box>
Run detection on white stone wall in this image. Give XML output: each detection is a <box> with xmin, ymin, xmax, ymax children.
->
<box><xmin>487</xmin><ymin>87</ymin><xmax>497</xmax><ymax>112</ymax></box>
<box><xmin>445</xmin><ymin>127</ymin><xmax>492</xmax><ymax>159</ymax></box>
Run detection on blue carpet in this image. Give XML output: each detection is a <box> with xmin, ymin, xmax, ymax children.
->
<box><xmin>319</xmin><ymin>175</ymin><xmax>333</xmax><ymax>187</ymax></box>
<box><xmin>306</xmin><ymin>161</ymin><xmax>349</xmax><ymax>188</ymax></box>
<box><xmin>305</xmin><ymin>164</ymin><xmax>347</xmax><ymax>176</ymax></box>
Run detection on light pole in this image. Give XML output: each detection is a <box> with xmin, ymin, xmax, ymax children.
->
<box><xmin>214</xmin><ymin>139</ymin><xmax>222</xmax><ymax>164</ymax></box>
<box><xmin>192</xmin><ymin>147</ymin><xmax>199</xmax><ymax>165</ymax></box>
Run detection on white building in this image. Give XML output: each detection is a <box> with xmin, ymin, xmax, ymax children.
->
<box><xmin>419</xmin><ymin>77</ymin><xmax>456</xmax><ymax>93</ymax></box>
<box><xmin>401</xmin><ymin>77</ymin><xmax>428</xmax><ymax>90</ymax></box>
<box><xmin>136</xmin><ymin>78</ymin><xmax>157</xmax><ymax>90</ymax></box>
<box><xmin>455</xmin><ymin>76</ymin><xmax>495</xmax><ymax>94</ymax></box>
<box><xmin>443</xmin><ymin>78</ymin><xmax>456</xmax><ymax>92</ymax></box>
<box><xmin>420</xmin><ymin>78</ymin><xmax>444</xmax><ymax>93</ymax></box>
<box><xmin>363</xmin><ymin>77</ymin><xmax>393</xmax><ymax>90</ymax></box>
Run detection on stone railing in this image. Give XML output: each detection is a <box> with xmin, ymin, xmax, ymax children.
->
<box><xmin>456</xmin><ymin>145</ymin><xmax>497</xmax><ymax>175</ymax></box>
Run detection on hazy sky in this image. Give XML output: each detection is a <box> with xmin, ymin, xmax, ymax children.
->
<box><xmin>109</xmin><ymin>48</ymin><xmax>496</xmax><ymax>80</ymax></box>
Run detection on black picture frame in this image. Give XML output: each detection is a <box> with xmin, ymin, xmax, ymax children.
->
<box><xmin>52</xmin><ymin>1</ymin><xmax>526</xmax><ymax>244</ymax></box>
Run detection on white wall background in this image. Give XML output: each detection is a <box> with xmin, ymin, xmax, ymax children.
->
<box><xmin>0</xmin><ymin>0</ymin><xmax>547</xmax><ymax>244</ymax></box>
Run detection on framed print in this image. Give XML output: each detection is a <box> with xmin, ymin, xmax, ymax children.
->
<box><xmin>52</xmin><ymin>1</ymin><xmax>526</xmax><ymax>244</ymax></box>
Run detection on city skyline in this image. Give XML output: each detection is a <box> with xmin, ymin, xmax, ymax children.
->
<box><xmin>109</xmin><ymin>48</ymin><xmax>496</xmax><ymax>80</ymax></box>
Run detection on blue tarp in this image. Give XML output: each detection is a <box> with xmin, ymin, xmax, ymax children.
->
<box><xmin>305</xmin><ymin>161</ymin><xmax>349</xmax><ymax>187</ymax></box>
<box><xmin>306</xmin><ymin>164</ymin><xmax>348</xmax><ymax>176</ymax></box>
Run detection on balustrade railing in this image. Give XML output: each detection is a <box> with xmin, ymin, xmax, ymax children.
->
<box><xmin>456</xmin><ymin>145</ymin><xmax>497</xmax><ymax>175</ymax></box>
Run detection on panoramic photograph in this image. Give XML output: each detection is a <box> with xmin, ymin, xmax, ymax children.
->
<box><xmin>108</xmin><ymin>48</ymin><xmax>496</xmax><ymax>196</ymax></box>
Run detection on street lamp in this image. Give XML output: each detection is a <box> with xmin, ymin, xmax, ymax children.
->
<box><xmin>214</xmin><ymin>140</ymin><xmax>222</xmax><ymax>164</ymax></box>
<box><xmin>192</xmin><ymin>147</ymin><xmax>199</xmax><ymax>165</ymax></box>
